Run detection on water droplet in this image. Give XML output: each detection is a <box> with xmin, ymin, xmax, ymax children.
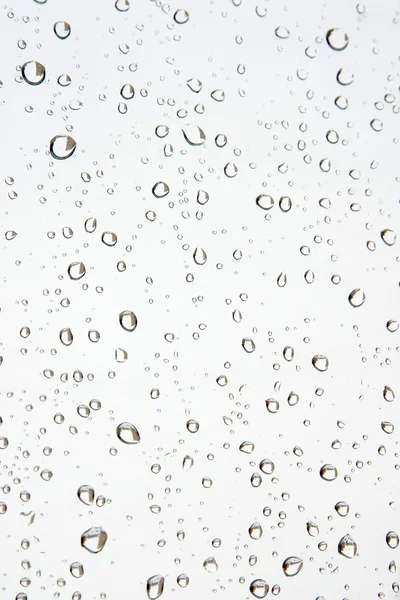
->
<box><xmin>182</xmin><ymin>455</ymin><xmax>194</xmax><ymax>470</ymax></box>
<box><xmin>211</xmin><ymin>89</ymin><xmax>225</xmax><ymax>102</ymax></box>
<box><xmin>115</xmin><ymin>0</ymin><xmax>130</xmax><ymax>11</ymax></box>
<box><xmin>277</xmin><ymin>272</ymin><xmax>287</xmax><ymax>287</ymax></box>
<box><xmin>177</xmin><ymin>574</ymin><xmax>189</xmax><ymax>588</ymax></box>
<box><xmin>81</xmin><ymin>526</ymin><xmax>108</xmax><ymax>553</ymax></box>
<box><xmin>337</xmin><ymin>68</ymin><xmax>354</xmax><ymax>85</ymax></box>
<box><xmin>320</xmin><ymin>464</ymin><xmax>338</xmax><ymax>481</ymax></box>
<box><xmin>147</xmin><ymin>575</ymin><xmax>165</xmax><ymax>599</ymax></box>
<box><xmin>312</xmin><ymin>355</ymin><xmax>329</xmax><ymax>372</ymax></box>
<box><xmin>249</xmin><ymin>522</ymin><xmax>263</xmax><ymax>539</ymax></box>
<box><xmin>307</xmin><ymin>521</ymin><xmax>319</xmax><ymax>537</ymax></box>
<box><xmin>275</xmin><ymin>26</ymin><xmax>290</xmax><ymax>39</ymax></box>
<box><xmin>54</xmin><ymin>21</ymin><xmax>71</xmax><ymax>40</ymax></box>
<box><xmin>338</xmin><ymin>534</ymin><xmax>357</xmax><ymax>558</ymax></box>
<box><xmin>49</xmin><ymin>134</ymin><xmax>76</xmax><ymax>161</ymax></box>
<box><xmin>186</xmin><ymin>419</ymin><xmax>199</xmax><ymax>433</ymax></box>
<box><xmin>381</xmin><ymin>229</ymin><xmax>396</xmax><ymax>246</ymax></box>
<box><xmin>68</xmin><ymin>262</ymin><xmax>86</xmax><ymax>280</ymax></box>
<box><xmin>387</xmin><ymin>532</ymin><xmax>399</xmax><ymax>549</ymax></box>
<box><xmin>60</xmin><ymin>328</ymin><xmax>73</xmax><ymax>346</ymax></box>
<box><xmin>283</xmin><ymin>345</ymin><xmax>294</xmax><ymax>361</ymax></box>
<box><xmin>193</xmin><ymin>247</ymin><xmax>207</xmax><ymax>265</ymax></box>
<box><xmin>242</xmin><ymin>337</ymin><xmax>256</xmax><ymax>353</ymax></box>
<box><xmin>181</xmin><ymin>124</ymin><xmax>206</xmax><ymax>146</ymax></box>
<box><xmin>239</xmin><ymin>441</ymin><xmax>255</xmax><ymax>453</ymax></box>
<box><xmin>152</xmin><ymin>181</ymin><xmax>170</xmax><ymax>198</ymax></box>
<box><xmin>387</xmin><ymin>320</ymin><xmax>399</xmax><ymax>333</ymax></box>
<box><xmin>203</xmin><ymin>557</ymin><xmax>218</xmax><ymax>572</ymax></box>
<box><xmin>282</xmin><ymin>556</ymin><xmax>303</xmax><ymax>577</ymax></box>
<box><xmin>335</xmin><ymin>501</ymin><xmax>350</xmax><ymax>516</ymax></box>
<box><xmin>260</xmin><ymin>459</ymin><xmax>275</xmax><ymax>475</ymax></box>
<box><xmin>70</xmin><ymin>562</ymin><xmax>84</xmax><ymax>578</ymax></box>
<box><xmin>383</xmin><ymin>386</ymin><xmax>395</xmax><ymax>402</ymax></box>
<box><xmin>279</xmin><ymin>196</ymin><xmax>292</xmax><ymax>212</ymax></box>
<box><xmin>21</xmin><ymin>61</ymin><xmax>45</xmax><ymax>85</ymax></box>
<box><xmin>119</xmin><ymin>310</ymin><xmax>138</xmax><ymax>332</ymax></box>
<box><xmin>326</xmin><ymin>28</ymin><xmax>349</xmax><ymax>50</ymax></box>
<box><xmin>120</xmin><ymin>84</ymin><xmax>135</xmax><ymax>99</ymax></box>
<box><xmin>116</xmin><ymin>422</ymin><xmax>141</xmax><ymax>444</ymax></box>
<box><xmin>381</xmin><ymin>421</ymin><xmax>394</xmax><ymax>434</ymax></box>
<box><xmin>250</xmin><ymin>579</ymin><xmax>269</xmax><ymax>598</ymax></box>
<box><xmin>348</xmin><ymin>288</ymin><xmax>366</xmax><ymax>307</ymax></box>
<box><xmin>371</xmin><ymin>118</ymin><xmax>383</xmax><ymax>132</ymax></box>
<box><xmin>186</xmin><ymin>78</ymin><xmax>202</xmax><ymax>93</ymax></box>
<box><xmin>251</xmin><ymin>472</ymin><xmax>262</xmax><ymax>487</ymax></box>
<box><xmin>224</xmin><ymin>162</ymin><xmax>238</xmax><ymax>178</ymax></box>
<box><xmin>256</xmin><ymin>194</ymin><xmax>274</xmax><ymax>210</ymax></box>
<box><xmin>174</xmin><ymin>9</ymin><xmax>189</xmax><ymax>24</ymax></box>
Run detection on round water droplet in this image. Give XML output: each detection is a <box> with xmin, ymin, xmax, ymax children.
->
<box><xmin>275</xmin><ymin>26</ymin><xmax>290</xmax><ymax>39</ymax></box>
<box><xmin>177</xmin><ymin>574</ymin><xmax>189</xmax><ymax>588</ymax></box>
<box><xmin>387</xmin><ymin>531</ymin><xmax>399</xmax><ymax>549</ymax></box>
<box><xmin>250</xmin><ymin>579</ymin><xmax>269</xmax><ymax>598</ymax></box>
<box><xmin>186</xmin><ymin>419</ymin><xmax>199</xmax><ymax>433</ymax></box>
<box><xmin>147</xmin><ymin>575</ymin><xmax>165</xmax><ymax>599</ymax></box>
<box><xmin>338</xmin><ymin>534</ymin><xmax>357</xmax><ymax>558</ymax></box>
<box><xmin>335</xmin><ymin>501</ymin><xmax>350</xmax><ymax>517</ymax></box>
<box><xmin>174</xmin><ymin>9</ymin><xmax>189</xmax><ymax>23</ymax></box>
<box><xmin>260</xmin><ymin>458</ymin><xmax>275</xmax><ymax>475</ymax></box>
<box><xmin>70</xmin><ymin>562</ymin><xmax>84</xmax><ymax>578</ymax></box>
<box><xmin>203</xmin><ymin>557</ymin><xmax>218</xmax><ymax>572</ymax></box>
<box><xmin>381</xmin><ymin>421</ymin><xmax>394</xmax><ymax>434</ymax></box>
<box><xmin>312</xmin><ymin>355</ymin><xmax>329</xmax><ymax>372</ymax></box>
<box><xmin>68</xmin><ymin>261</ymin><xmax>86</xmax><ymax>280</ymax></box>
<box><xmin>152</xmin><ymin>181</ymin><xmax>169</xmax><ymax>198</ymax></box>
<box><xmin>57</xmin><ymin>74</ymin><xmax>72</xmax><ymax>87</ymax></box>
<box><xmin>116</xmin><ymin>422</ymin><xmax>140</xmax><ymax>444</ymax></box>
<box><xmin>256</xmin><ymin>194</ymin><xmax>274</xmax><ymax>210</ymax></box>
<box><xmin>115</xmin><ymin>0</ymin><xmax>130</xmax><ymax>11</ymax></box>
<box><xmin>337</xmin><ymin>68</ymin><xmax>354</xmax><ymax>85</ymax></box>
<box><xmin>386</xmin><ymin>320</ymin><xmax>399</xmax><ymax>333</ymax></box>
<box><xmin>282</xmin><ymin>556</ymin><xmax>303</xmax><ymax>577</ymax></box>
<box><xmin>320</xmin><ymin>464</ymin><xmax>338</xmax><ymax>481</ymax></box>
<box><xmin>307</xmin><ymin>521</ymin><xmax>319</xmax><ymax>537</ymax></box>
<box><xmin>22</xmin><ymin>61</ymin><xmax>45</xmax><ymax>85</ymax></box>
<box><xmin>81</xmin><ymin>526</ymin><xmax>107</xmax><ymax>553</ymax></box>
<box><xmin>182</xmin><ymin>124</ymin><xmax>206</xmax><ymax>146</ymax></box>
<box><xmin>348</xmin><ymin>288</ymin><xmax>366</xmax><ymax>307</ymax></box>
<box><xmin>54</xmin><ymin>21</ymin><xmax>71</xmax><ymax>40</ymax></box>
<box><xmin>371</xmin><ymin>118</ymin><xmax>383</xmax><ymax>132</ymax></box>
<box><xmin>326</xmin><ymin>28</ymin><xmax>349</xmax><ymax>50</ymax></box>
<box><xmin>50</xmin><ymin>135</ymin><xmax>76</xmax><ymax>160</ymax></box>
<box><xmin>381</xmin><ymin>229</ymin><xmax>396</xmax><ymax>246</ymax></box>
<box><xmin>120</xmin><ymin>84</ymin><xmax>135</xmax><ymax>99</ymax></box>
<box><xmin>242</xmin><ymin>337</ymin><xmax>255</xmax><ymax>353</ymax></box>
<box><xmin>224</xmin><ymin>162</ymin><xmax>238</xmax><ymax>178</ymax></box>
<box><xmin>119</xmin><ymin>310</ymin><xmax>137</xmax><ymax>332</ymax></box>
<box><xmin>249</xmin><ymin>522</ymin><xmax>263</xmax><ymax>539</ymax></box>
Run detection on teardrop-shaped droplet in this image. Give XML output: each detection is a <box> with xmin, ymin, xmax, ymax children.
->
<box><xmin>186</xmin><ymin>78</ymin><xmax>202</xmax><ymax>93</ymax></box>
<box><xmin>116</xmin><ymin>422</ymin><xmax>140</xmax><ymax>444</ymax></box>
<box><xmin>193</xmin><ymin>247</ymin><xmax>207</xmax><ymax>265</ymax></box>
<box><xmin>383</xmin><ymin>386</ymin><xmax>395</xmax><ymax>402</ymax></box>
<box><xmin>120</xmin><ymin>84</ymin><xmax>135</xmax><ymax>99</ymax></box>
<box><xmin>146</xmin><ymin>575</ymin><xmax>165</xmax><ymax>599</ymax></box>
<box><xmin>50</xmin><ymin>135</ymin><xmax>76</xmax><ymax>160</ymax></box>
<box><xmin>115</xmin><ymin>347</ymin><xmax>128</xmax><ymax>363</ymax></box>
<box><xmin>250</xmin><ymin>579</ymin><xmax>269</xmax><ymax>598</ymax></box>
<box><xmin>68</xmin><ymin>261</ymin><xmax>86</xmax><ymax>280</ymax></box>
<box><xmin>81</xmin><ymin>526</ymin><xmax>107</xmax><ymax>553</ymax></box>
<box><xmin>22</xmin><ymin>61</ymin><xmax>46</xmax><ymax>85</ymax></box>
<box><xmin>242</xmin><ymin>337</ymin><xmax>255</xmax><ymax>353</ymax></box>
<box><xmin>233</xmin><ymin>309</ymin><xmax>242</xmax><ymax>323</ymax></box>
<box><xmin>381</xmin><ymin>421</ymin><xmax>394</xmax><ymax>434</ymax></box>
<box><xmin>119</xmin><ymin>310</ymin><xmax>137</xmax><ymax>332</ymax></box>
<box><xmin>277</xmin><ymin>272</ymin><xmax>287</xmax><ymax>287</ymax></box>
<box><xmin>265</xmin><ymin>399</ymin><xmax>279</xmax><ymax>413</ymax></box>
<box><xmin>387</xmin><ymin>531</ymin><xmax>399</xmax><ymax>549</ymax></box>
<box><xmin>320</xmin><ymin>464</ymin><xmax>338</xmax><ymax>481</ymax></box>
<box><xmin>60</xmin><ymin>328</ymin><xmax>73</xmax><ymax>346</ymax></box>
<box><xmin>54</xmin><ymin>21</ymin><xmax>71</xmax><ymax>39</ymax></box>
<box><xmin>224</xmin><ymin>162</ymin><xmax>238</xmax><ymax>178</ymax></box>
<box><xmin>249</xmin><ymin>522</ymin><xmax>263</xmax><ymax>540</ymax></box>
<box><xmin>256</xmin><ymin>194</ymin><xmax>274</xmax><ymax>210</ymax></box>
<box><xmin>282</xmin><ymin>556</ymin><xmax>303</xmax><ymax>577</ymax></box>
<box><xmin>287</xmin><ymin>391</ymin><xmax>299</xmax><ymax>406</ymax></box>
<box><xmin>348</xmin><ymin>288</ymin><xmax>366</xmax><ymax>307</ymax></box>
<box><xmin>197</xmin><ymin>190</ymin><xmax>209</xmax><ymax>205</ymax></box>
<box><xmin>210</xmin><ymin>89</ymin><xmax>225</xmax><ymax>102</ymax></box>
<box><xmin>152</xmin><ymin>181</ymin><xmax>170</xmax><ymax>198</ymax></box>
<box><xmin>181</xmin><ymin>124</ymin><xmax>206</xmax><ymax>146</ymax></box>
<box><xmin>203</xmin><ymin>557</ymin><xmax>218</xmax><ymax>572</ymax></box>
<box><xmin>326</xmin><ymin>28</ymin><xmax>349</xmax><ymax>50</ymax></box>
<box><xmin>335</xmin><ymin>501</ymin><xmax>350</xmax><ymax>517</ymax></box>
<box><xmin>251</xmin><ymin>472</ymin><xmax>262</xmax><ymax>487</ymax></box>
<box><xmin>312</xmin><ymin>355</ymin><xmax>329</xmax><ymax>372</ymax></box>
<box><xmin>307</xmin><ymin>521</ymin><xmax>319</xmax><ymax>537</ymax></box>
<box><xmin>381</xmin><ymin>229</ymin><xmax>397</xmax><ymax>246</ymax></box>
<box><xmin>338</xmin><ymin>534</ymin><xmax>357</xmax><ymax>558</ymax></box>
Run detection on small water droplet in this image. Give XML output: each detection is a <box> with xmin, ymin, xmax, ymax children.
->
<box><xmin>68</xmin><ymin>262</ymin><xmax>86</xmax><ymax>280</ymax></box>
<box><xmin>193</xmin><ymin>247</ymin><xmax>207</xmax><ymax>265</ymax></box>
<box><xmin>256</xmin><ymin>194</ymin><xmax>274</xmax><ymax>210</ymax></box>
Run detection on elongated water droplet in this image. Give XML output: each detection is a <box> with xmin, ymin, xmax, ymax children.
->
<box><xmin>182</xmin><ymin>455</ymin><xmax>194</xmax><ymax>470</ymax></box>
<box><xmin>387</xmin><ymin>532</ymin><xmax>399</xmax><ymax>549</ymax></box>
<box><xmin>120</xmin><ymin>84</ymin><xmax>135</xmax><ymax>99</ymax></box>
<box><xmin>181</xmin><ymin>124</ymin><xmax>206</xmax><ymax>146</ymax></box>
<box><xmin>50</xmin><ymin>135</ymin><xmax>76</xmax><ymax>160</ymax></box>
<box><xmin>283</xmin><ymin>345</ymin><xmax>294</xmax><ymax>361</ymax></box>
<box><xmin>59</xmin><ymin>328</ymin><xmax>73</xmax><ymax>346</ymax></box>
<box><xmin>249</xmin><ymin>522</ymin><xmax>263</xmax><ymax>539</ymax></box>
<box><xmin>240</xmin><ymin>441</ymin><xmax>255</xmax><ymax>453</ymax></box>
<box><xmin>338</xmin><ymin>534</ymin><xmax>357</xmax><ymax>558</ymax></box>
<box><xmin>233</xmin><ymin>309</ymin><xmax>242</xmax><ymax>323</ymax></box>
<box><xmin>147</xmin><ymin>575</ymin><xmax>165</xmax><ymax>599</ymax></box>
<box><xmin>193</xmin><ymin>247</ymin><xmax>207</xmax><ymax>265</ymax></box>
<box><xmin>279</xmin><ymin>196</ymin><xmax>292</xmax><ymax>212</ymax></box>
<box><xmin>282</xmin><ymin>556</ymin><xmax>303</xmax><ymax>577</ymax></box>
<box><xmin>307</xmin><ymin>521</ymin><xmax>319</xmax><ymax>537</ymax></box>
<box><xmin>116</xmin><ymin>422</ymin><xmax>140</xmax><ymax>444</ymax></box>
<box><xmin>81</xmin><ymin>526</ymin><xmax>107</xmax><ymax>553</ymax></box>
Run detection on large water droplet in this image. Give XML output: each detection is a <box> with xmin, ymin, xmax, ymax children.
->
<box><xmin>81</xmin><ymin>526</ymin><xmax>108</xmax><ymax>553</ymax></box>
<box><xmin>335</xmin><ymin>501</ymin><xmax>350</xmax><ymax>516</ymax></box>
<box><xmin>307</xmin><ymin>521</ymin><xmax>319</xmax><ymax>537</ymax></box>
<box><xmin>348</xmin><ymin>288</ymin><xmax>366</xmax><ymax>307</ymax></box>
<box><xmin>259</xmin><ymin>459</ymin><xmax>275</xmax><ymax>475</ymax></box>
<box><xmin>146</xmin><ymin>575</ymin><xmax>165</xmax><ymax>599</ymax></box>
<box><xmin>224</xmin><ymin>162</ymin><xmax>238</xmax><ymax>178</ymax></box>
<box><xmin>152</xmin><ymin>182</ymin><xmax>169</xmax><ymax>198</ymax></box>
<box><xmin>120</xmin><ymin>84</ymin><xmax>135</xmax><ymax>99</ymax></box>
<box><xmin>203</xmin><ymin>557</ymin><xmax>218</xmax><ymax>572</ymax></box>
<box><xmin>282</xmin><ymin>556</ymin><xmax>303</xmax><ymax>577</ymax></box>
<box><xmin>320</xmin><ymin>464</ymin><xmax>338</xmax><ymax>481</ymax></box>
<box><xmin>242</xmin><ymin>337</ymin><xmax>255</xmax><ymax>353</ymax></box>
<box><xmin>174</xmin><ymin>9</ymin><xmax>189</xmax><ymax>24</ymax></box>
<box><xmin>250</xmin><ymin>579</ymin><xmax>269</xmax><ymax>598</ymax></box>
<box><xmin>387</xmin><ymin>531</ymin><xmax>399</xmax><ymax>549</ymax></box>
<box><xmin>312</xmin><ymin>355</ymin><xmax>329</xmax><ymax>372</ymax></box>
<box><xmin>181</xmin><ymin>124</ymin><xmax>206</xmax><ymax>146</ymax></box>
<box><xmin>256</xmin><ymin>194</ymin><xmax>274</xmax><ymax>210</ymax></box>
<box><xmin>115</xmin><ymin>0</ymin><xmax>130</xmax><ymax>11</ymax></box>
<box><xmin>186</xmin><ymin>78</ymin><xmax>202</xmax><ymax>93</ymax></box>
<box><xmin>338</xmin><ymin>534</ymin><xmax>357</xmax><ymax>558</ymax></box>
<box><xmin>54</xmin><ymin>21</ymin><xmax>71</xmax><ymax>40</ymax></box>
<box><xmin>116</xmin><ymin>422</ymin><xmax>140</xmax><ymax>444</ymax></box>
<box><xmin>119</xmin><ymin>310</ymin><xmax>138</xmax><ymax>332</ymax></box>
<box><xmin>249</xmin><ymin>522</ymin><xmax>263</xmax><ymax>539</ymax></box>
<box><xmin>193</xmin><ymin>247</ymin><xmax>207</xmax><ymax>265</ymax></box>
<box><xmin>22</xmin><ymin>61</ymin><xmax>45</xmax><ymax>85</ymax></box>
<box><xmin>60</xmin><ymin>328</ymin><xmax>73</xmax><ymax>346</ymax></box>
<box><xmin>326</xmin><ymin>28</ymin><xmax>349</xmax><ymax>50</ymax></box>
<box><xmin>50</xmin><ymin>135</ymin><xmax>76</xmax><ymax>160</ymax></box>
<box><xmin>68</xmin><ymin>262</ymin><xmax>86</xmax><ymax>280</ymax></box>
<box><xmin>381</xmin><ymin>229</ymin><xmax>396</xmax><ymax>246</ymax></box>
